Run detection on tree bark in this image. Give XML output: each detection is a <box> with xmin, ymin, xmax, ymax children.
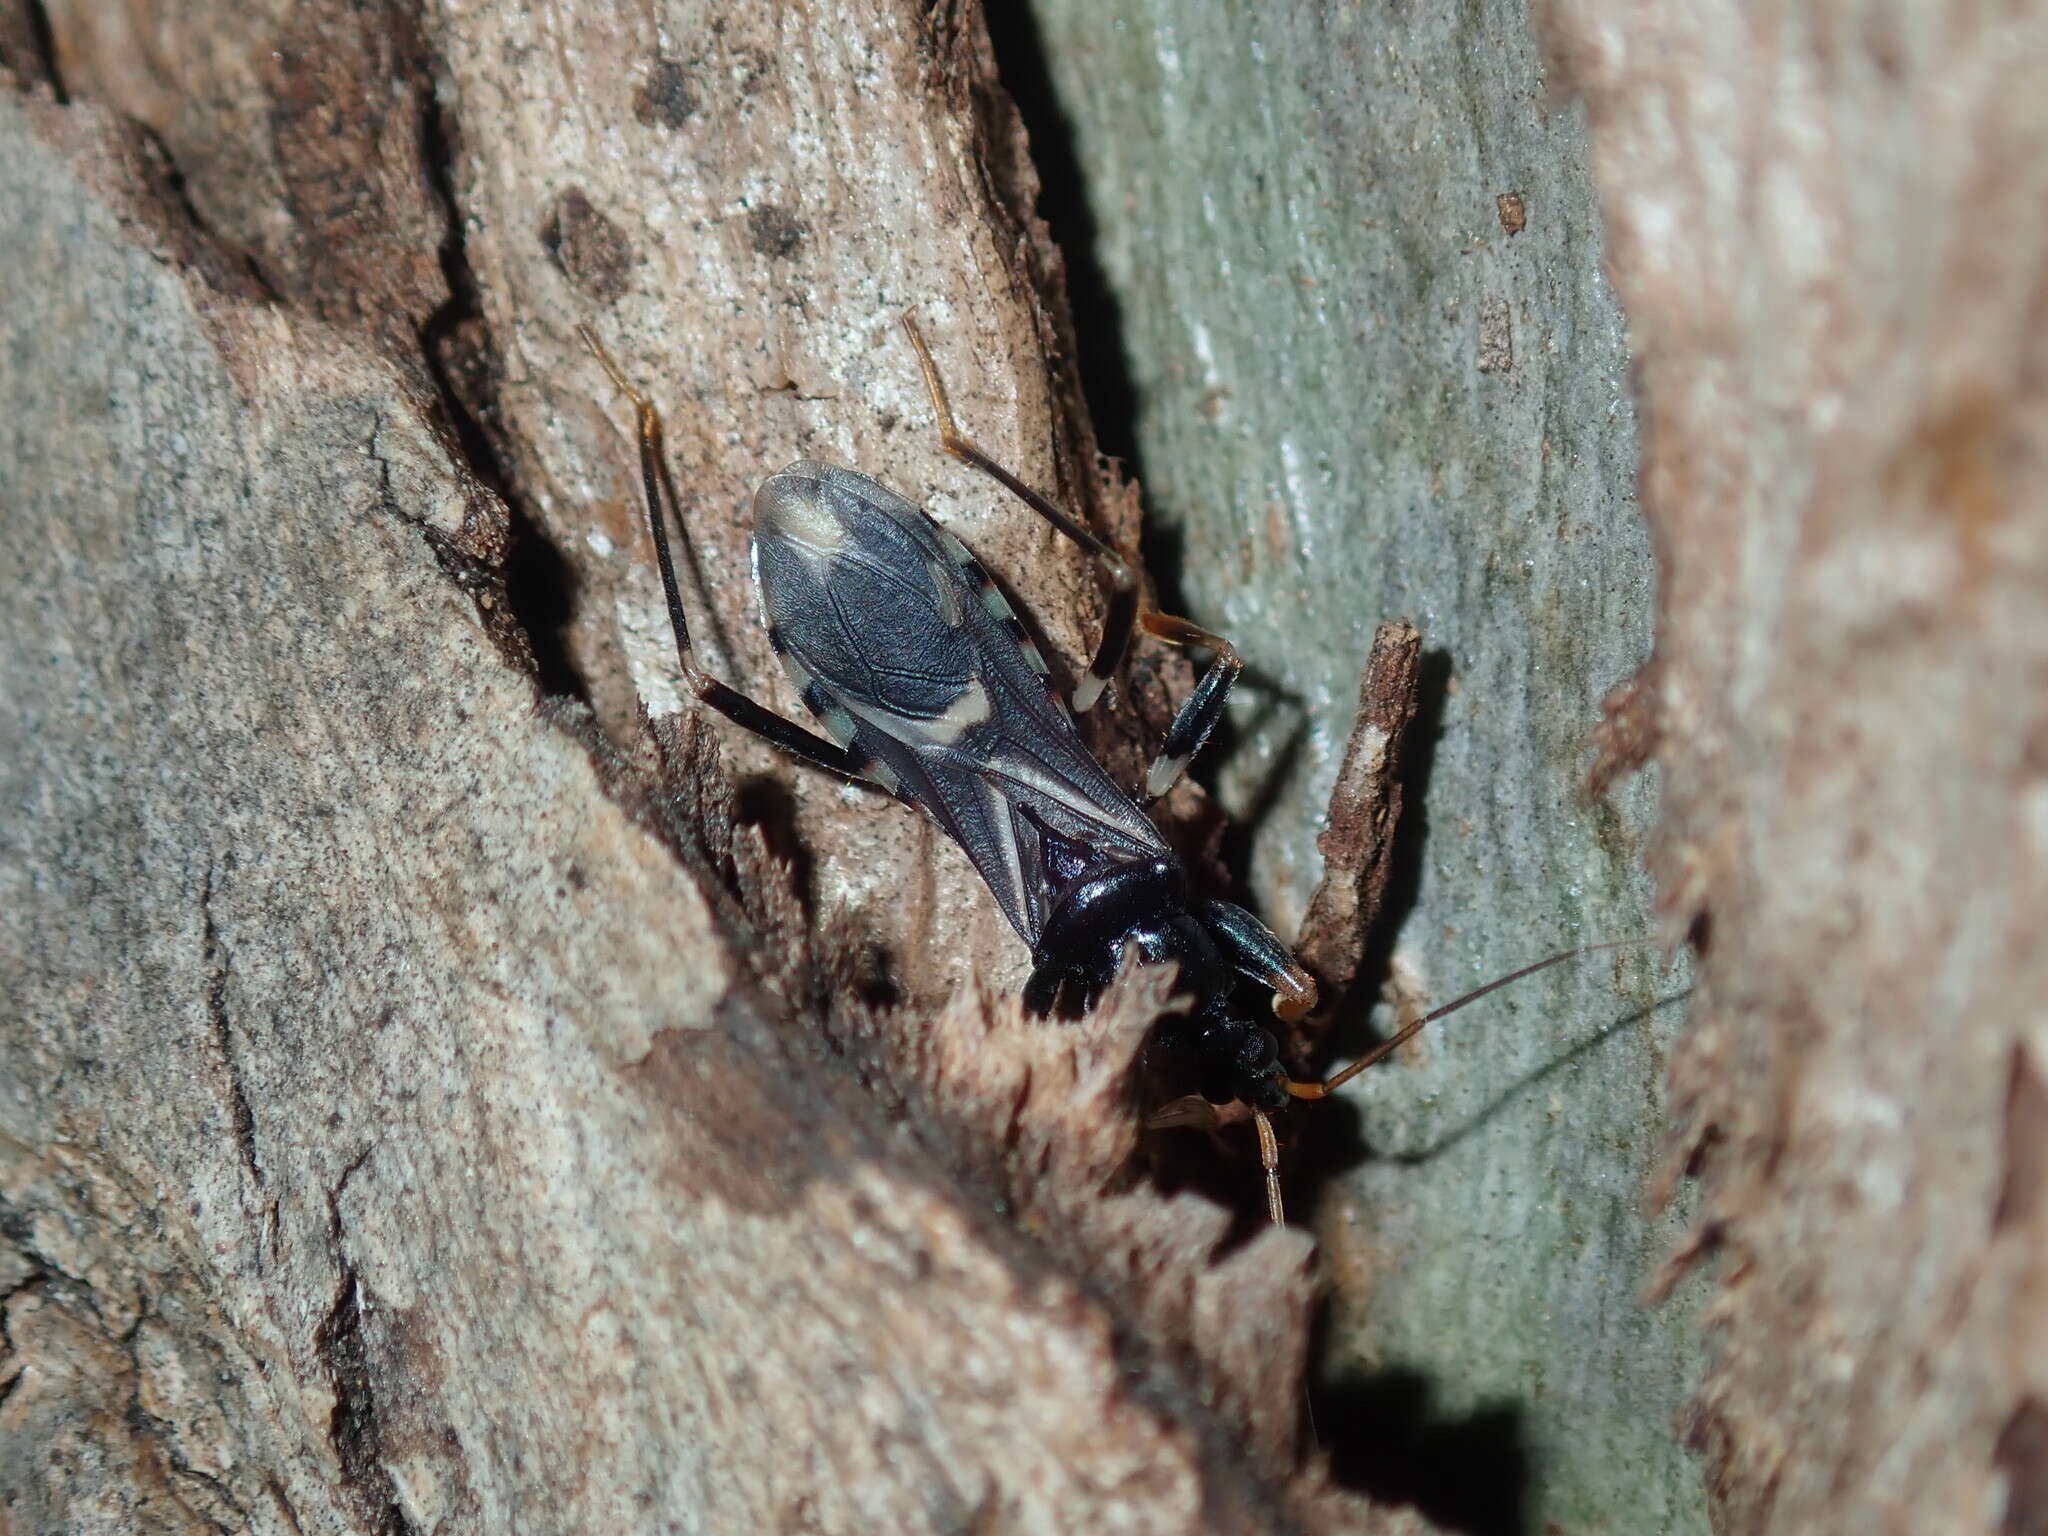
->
<box><xmin>5</xmin><ymin>1</ymin><xmax>2045</xmax><ymax>1534</ymax></box>
<box><xmin>1020</xmin><ymin>3</ymin><xmax>1695</xmax><ymax>1529</ymax></box>
<box><xmin>1547</xmin><ymin>5</ymin><xmax>2048</xmax><ymax>1531</ymax></box>
<box><xmin>1025</xmin><ymin>1</ymin><xmax>2048</xmax><ymax>1531</ymax></box>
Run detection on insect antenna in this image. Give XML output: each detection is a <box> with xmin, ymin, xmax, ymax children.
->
<box><xmin>1285</xmin><ymin>938</ymin><xmax>1655</xmax><ymax>1101</ymax></box>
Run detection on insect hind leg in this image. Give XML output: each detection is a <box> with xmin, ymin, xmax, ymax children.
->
<box><xmin>900</xmin><ymin>316</ymin><xmax>1243</xmax><ymax>795</ymax></box>
<box><xmin>581</xmin><ymin>326</ymin><xmax>880</xmax><ymax>787</ymax></box>
<box><xmin>902</xmin><ymin>315</ymin><xmax>1138</xmax><ymax>713</ymax></box>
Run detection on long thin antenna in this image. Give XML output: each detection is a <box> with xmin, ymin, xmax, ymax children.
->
<box><xmin>1285</xmin><ymin>939</ymin><xmax>1654</xmax><ymax>1100</ymax></box>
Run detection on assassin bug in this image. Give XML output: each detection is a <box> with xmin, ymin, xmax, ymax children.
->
<box><xmin>584</xmin><ymin>317</ymin><xmax>1619</xmax><ymax>1223</ymax></box>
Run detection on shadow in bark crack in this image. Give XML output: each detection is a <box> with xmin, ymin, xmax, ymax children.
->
<box><xmin>1206</xmin><ymin>672</ymin><xmax>1312</xmax><ymax>896</ymax></box>
<box><xmin>499</xmin><ymin>509</ymin><xmax>586</xmax><ymax>702</ymax></box>
<box><xmin>982</xmin><ymin>1</ymin><xmax>1142</xmax><ymax>475</ymax></box>
<box><xmin>5</xmin><ymin>0</ymin><xmax>67</xmax><ymax>100</ymax></box>
<box><xmin>1312</xmin><ymin>1360</ymin><xmax>1528</xmax><ymax>1536</ymax></box>
<box><xmin>417</xmin><ymin>65</ymin><xmax>593</xmax><ymax>709</ymax></box>
<box><xmin>733</xmin><ymin>775</ymin><xmax>817</xmax><ymax>918</ymax></box>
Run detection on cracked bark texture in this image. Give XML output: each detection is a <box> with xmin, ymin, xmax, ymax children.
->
<box><xmin>4</xmin><ymin>4</ymin><xmax>2045</xmax><ymax>1536</ymax></box>
<box><xmin>1021</xmin><ymin>0</ymin><xmax>2048</xmax><ymax>1530</ymax></box>
<box><xmin>1544</xmin><ymin>5</ymin><xmax>2048</xmax><ymax>1532</ymax></box>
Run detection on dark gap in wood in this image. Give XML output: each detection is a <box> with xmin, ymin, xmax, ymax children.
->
<box><xmin>1310</xmin><ymin>1358</ymin><xmax>1530</xmax><ymax>1536</ymax></box>
<box><xmin>981</xmin><ymin>2</ymin><xmax>1142</xmax><ymax>478</ymax></box>
<box><xmin>415</xmin><ymin>54</ymin><xmax>591</xmax><ymax>706</ymax></box>
<box><xmin>10</xmin><ymin>0</ymin><xmax>66</xmax><ymax>100</ymax></box>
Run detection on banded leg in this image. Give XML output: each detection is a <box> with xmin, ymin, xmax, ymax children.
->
<box><xmin>1139</xmin><ymin>612</ymin><xmax>1241</xmax><ymax>800</ymax></box>
<box><xmin>1252</xmin><ymin>1108</ymin><xmax>1285</xmax><ymax>1226</ymax></box>
<box><xmin>902</xmin><ymin>315</ymin><xmax>1136</xmax><ymax>712</ymax></box>
<box><xmin>1143</xmin><ymin>1096</ymin><xmax>1289</xmax><ymax>1226</ymax></box>
<box><xmin>901</xmin><ymin>315</ymin><xmax>1246</xmax><ymax>794</ymax></box>
<box><xmin>581</xmin><ymin>327</ymin><xmax>878</xmax><ymax>786</ymax></box>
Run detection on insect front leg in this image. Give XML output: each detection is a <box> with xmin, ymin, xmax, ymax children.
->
<box><xmin>581</xmin><ymin>327</ymin><xmax>882</xmax><ymax>787</ymax></box>
<box><xmin>1198</xmin><ymin>899</ymin><xmax>1318</xmax><ymax>1023</ymax></box>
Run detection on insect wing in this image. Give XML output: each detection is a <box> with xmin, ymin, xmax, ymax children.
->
<box><xmin>752</xmin><ymin>462</ymin><xmax>1167</xmax><ymax>944</ymax></box>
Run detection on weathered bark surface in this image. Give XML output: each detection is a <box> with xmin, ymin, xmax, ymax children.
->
<box><xmin>1293</xmin><ymin>622</ymin><xmax>1422</xmax><ymax>1010</ymax></box>
<box><xmin>1542</xmin><ymin>4</ymin><xmax>2048</xmax><ymax>1531</ymax></box>
<box><xmin>8</xmin><ymin>0</ymin><xmax>2043</xmax><ymax>1533</ymax></box>
<box><xmin>1016</xmin><ymin>1</ymin><xmax>2048</xmax><ymax>1532</ymax></box>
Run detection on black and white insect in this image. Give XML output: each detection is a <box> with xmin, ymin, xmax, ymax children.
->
<box><xmin>584</xmin><ymin>317</ymin><xmax>1604</xmax><ymax>1223</ymax></box>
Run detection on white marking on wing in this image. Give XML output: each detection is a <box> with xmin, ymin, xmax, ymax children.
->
<box><xmin>840</xmin><ymin>680</ymin><xmax>991</xmax><ymax>750</ymax></box>
<box><xmin>925</xmin><ymin>679</ymin><xmax>991</xmax><ymax>744</ymax></box>
<box><xmin>978</xmin><ymin>751</ymin><xmax>1166</xmax><ymax>856</ymax></box>
<box><xmin>819</xmin><ymin>706</ymin><xmax>857</xmax><ymax>746</ymax></box>
<box><xmin>833</xmin><ymin>687</ymin><xmax>1164</xmax><ymax>857</ymax></box>
<box><xmin>760</xmin><ymin>480</ymin><xmax>849</xmax><ymax>558</ymax></box>
<box><xmin>925</xmin><ymin>556</ymin><xmax>963</xmax><ymax>626</ymax></box>
<box><xmin>979</xmin><ymin>778</ymin><xmax>1029</xmax><ymax>926</ymax></box>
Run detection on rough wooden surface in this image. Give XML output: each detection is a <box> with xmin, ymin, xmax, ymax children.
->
<box><xmin>0</xmin><ymin>4</ymin><xmax>1415</xmax><ymax>1530</ymax></box>
<box><xmin>1293</xmin><ymin>622</ymin><xmax>1422</xmax><ymax>1013</ymax></box>
<box><xmin>1020</xmin><ymin>3</ymin><xmax>1699</xmax><ymax>1529</ymax></box>
<box><xmin>1544</xmin><ymin>3</ymin><xmax>2048</xmax><ymax>1531</ymax></box>
<box><xmin>9</xmin><ymin>0</ymin><xmax>2044</xmax><ymax>1533</ymax></box>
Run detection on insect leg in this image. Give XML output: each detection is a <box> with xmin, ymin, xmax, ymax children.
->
<box><xmin>1145</xmin><ymin>1097</ymin><xmax>1284</xmax><ymax>1224</ymax></box>
<box><xmin>1137</xmin><ymin>611</ymin><xmax>1243</xmax><ymax>799</ymax></box>
<box><xmin>900</xmin><ymin>317</ymin><xmax>1247</xmax><ymax>791</ymax></box>
<box><xmin>901</xmin><ymin>315</ymin><xmax>1137</xmax><ymax>712</ymax></box>
<box><xmin>1252</xmin><ymin>1108</ymin><xmax>1285</xmax><ymax>1225</ymax></box>
<box><xmin>1144</xmin><ymin>1095</ymin><xmax>1224</xmax><ymax>1131</ymax></box>
<box><xmin>1197</xmin><ymin>899</ymin><xmax>1318</xmax><ymax>1023</ymax></box>
<box><xmin>581</xmin><ymin>327</ymin><xmax>879</xmax><ymax>786</ymax></box>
